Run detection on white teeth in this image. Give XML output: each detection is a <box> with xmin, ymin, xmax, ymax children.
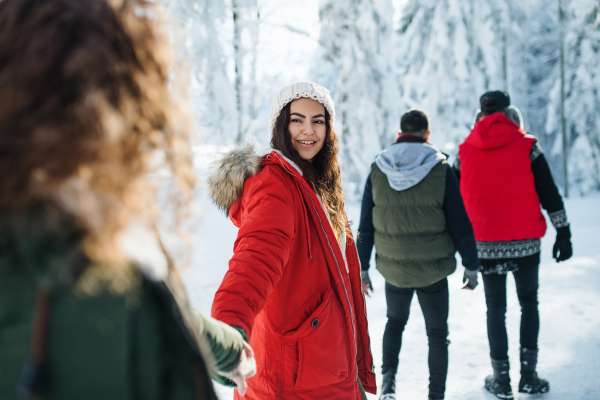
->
<box><xmin>298</xmin><ymin>141</ymin><xmax>315</xmax><ymax>144</ymax></box>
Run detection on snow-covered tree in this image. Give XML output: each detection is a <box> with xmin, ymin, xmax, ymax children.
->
<box><xmin>395</xmin><ymin>0</ymin><xmax>526</xmax><ymax>151</ymax></box>
<box><xmin>315</xmin><ymin>0</ymin><xmax>400</xmax><ymax>197</ymax></box>
<box><xmin>162</xmin><ymin>0</ymin><xmax>323</xmax><ymax>147</ymax></box>
<box><xmin>231</xmin><ymin>0</ymin><xmax>263</xmax><ymax>142</ymax></box>
<box><xmin>157</xmin><ymin>0</ymin><xmax>600</xmax><ymax>195</ymax></box>
<box><xmin>520</xmin><ymin>0</ymin><xmax>560</xmax><ymax>149</ymax></box>
<box><xmin>545</xmin><ymin>0</ymin><xmax>600</xmax><ymax>195</ymax></box>
<box><xmin>396</xmin><ymin>0</ymin><xmax>600</xmax><ymax>195</ymax></box>
<box><xmin>160</xmin><ymin>0</ymin><xmax>238</xmax><ymax>145</ymax></box>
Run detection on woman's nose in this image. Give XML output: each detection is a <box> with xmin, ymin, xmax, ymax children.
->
<box><xmin>303</xmin><ymin>122</ymin><xmax>314</xmax><ymax>135</ymax></box>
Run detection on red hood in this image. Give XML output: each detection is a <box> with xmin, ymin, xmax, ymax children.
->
<box><xmin>465</xmin><ymin>112</ymin><xmax>526</xmax><ymax>150</ymax></box>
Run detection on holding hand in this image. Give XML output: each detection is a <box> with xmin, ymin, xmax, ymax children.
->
<box><xmin>219</xmin><ymin>341</ymin><xmax>256</xmax><ymax>396</ymax></box>
<box><xmin>462</xmin><ymin>268</ymin><xmax>479</xmax><ymax>290</ymax></box>
<box><xmin>361</xmin><ymin>271</ymin><xmax>373</xmax><ymax>297</ymax></box>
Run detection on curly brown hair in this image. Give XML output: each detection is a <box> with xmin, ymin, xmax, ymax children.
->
<box><xmin>0</xmin><ymin>0</ymin><xmax>194</xmax><ymax>266</ymax></box>
<box><xmin>271</xmin><ymin>101</ymin><xmax>350</xmax><ymax>240</ymax></box>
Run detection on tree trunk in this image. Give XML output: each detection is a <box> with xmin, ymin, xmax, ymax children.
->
<box><xmin>233</xmin><ymin>0</ymin><xmax>244</xmax><ymax>143</ymax></box>
<box><xmin>559</xmin><ymin>0</ymin><xmax>568</xmax><ymax>197</ymax></box>
<box><xmin>249</xmin><ymin>6</ymin><xmax>260</xmax><ymax>123</ymax></box>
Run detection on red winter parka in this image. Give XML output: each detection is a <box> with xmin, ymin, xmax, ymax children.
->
<box><xmin>209</xmin><ymin>148</ymin><xmax>376</xmax><ymax>400</ymax></box>
<box><xmin>458</xmin><ymin>112</ymin><xmax>547</xmax><ymax>241</ymax></box>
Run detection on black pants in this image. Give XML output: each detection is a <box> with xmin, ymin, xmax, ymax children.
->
<box><xmin>382</xmin><ymin>278</ymin><xmax>449</xmax><ymax>399</ymax></box>
<box><xmin>481</xmin><ymin>262</ymin><xmax>540</xmax><ymax>361</ymax></box>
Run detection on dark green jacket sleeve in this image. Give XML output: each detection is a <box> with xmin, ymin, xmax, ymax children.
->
<box><xmin>191</xmin><ymin>309</ymin><xmax>244</xmax><ymax>373</ymax></box>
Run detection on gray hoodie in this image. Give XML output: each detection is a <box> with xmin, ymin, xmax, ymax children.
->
<box><xmin>375</xmin><ymin>142</ymin><xmax>446</xmax><ymax>191</ymax></box>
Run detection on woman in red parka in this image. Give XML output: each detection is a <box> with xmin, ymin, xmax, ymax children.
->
<box><xmin>208</xmin><ymin>81</ymin><xmax>376</xmax><ymax>399</ymax></box>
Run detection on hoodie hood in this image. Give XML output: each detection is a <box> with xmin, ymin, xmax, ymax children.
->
<box><xmin>465</xmin><ymin>112</ymin><xmax>526</xmax><ymax>150</ymax></box>
<box><xmin>375</xmin><ymin>142</ymin><xmax>446</xmax><ymax>191</ymax></box>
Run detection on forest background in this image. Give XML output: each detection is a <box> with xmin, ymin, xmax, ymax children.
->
<box><xmin>154</xmin><ymin>2</ymin><xmax>600</xmax><ymax>398</ymax></box>
<box><xmin>161</xmin><ymin>0</ymin><xmax>600</xmax><ymax>198</ymax></box>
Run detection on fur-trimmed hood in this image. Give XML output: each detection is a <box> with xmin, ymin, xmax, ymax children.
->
<box><xmin>207</xmin><ymin>145</ymin><xmax>262</xmax><ymax>215</ymax></box>
<box><xmin>208</xmin><ymin>146</ymin><xmax>307</xmax><ymax>215</ymax></box>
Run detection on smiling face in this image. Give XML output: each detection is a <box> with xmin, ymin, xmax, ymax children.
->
<box><xmin>288</xmin><ymin>98</ymin><xmax>327</xmax><ymax>160</ymax></box>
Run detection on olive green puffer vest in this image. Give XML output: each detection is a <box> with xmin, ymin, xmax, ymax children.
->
<box><xmin>371</xmin><ymin>161</ymin><xmax>456</xmax><ymax>288</ymax></box>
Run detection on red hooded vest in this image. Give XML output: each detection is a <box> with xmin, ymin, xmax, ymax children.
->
<box><xmin>459</xmin><ymin>113</ymin><xmax>547</xmax><ymax>242</ymax></box>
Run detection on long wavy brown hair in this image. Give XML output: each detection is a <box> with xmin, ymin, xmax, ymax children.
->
<box><xmin>271</xmin><ymin>101</ymin><xmax>350</xmax><ymax>240</ymax></box>
<box><xmin>0</xmin><ymin>0</ymin><xmax>194</xmax><ymax>269</ymax></box>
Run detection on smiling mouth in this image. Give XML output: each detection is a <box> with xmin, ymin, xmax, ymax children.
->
<box><xmin>297</xmin><ymin>140</ymin><xmax>316</xmax><ymax>145</ymax></box>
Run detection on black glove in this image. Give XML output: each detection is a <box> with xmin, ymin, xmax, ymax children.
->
<box><xmin>553</xmin><ymin>226</ymin><xmax>573</xmax><ymax>262</ymax></box>
<box><xmin>462</xmin><ymin>268</ymin><xmax>479</xmax><ymax>290</ymax></box>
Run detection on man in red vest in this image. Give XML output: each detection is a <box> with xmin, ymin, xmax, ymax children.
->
<box><xmin>455</xmin><ymin>91</ymin><xmax>572</xmax><ymax>400</ymax></box>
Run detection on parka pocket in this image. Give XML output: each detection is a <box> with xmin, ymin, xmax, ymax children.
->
<box><xmin>280</xmin><ymin>286</ymin><xmax>350</xmax><ymax>392</ymax></box>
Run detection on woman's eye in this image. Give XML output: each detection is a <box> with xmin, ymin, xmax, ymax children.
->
<box><xmin>314</xmin><ymin>120</ymin><xmax>324</xmax><ymax>124</ymax></box>
<box><xmin>291</xmin><ymin>119</ymin><xmax>302</xmax><ymax>123</ymax></box>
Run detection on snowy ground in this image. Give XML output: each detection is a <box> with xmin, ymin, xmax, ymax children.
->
<box><xmin>184</xmin><ymin>184</ymin><xmax>600</xmax><ymax>399</ymax></box>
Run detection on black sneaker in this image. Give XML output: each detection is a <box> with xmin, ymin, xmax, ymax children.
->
<box><xmin>485</xmin><ymin>375</ymin><xmax>514</xmax><ymax>400</ymax></box>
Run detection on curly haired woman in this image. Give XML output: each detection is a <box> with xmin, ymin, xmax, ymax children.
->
<box><xmin>209</xmin><ymin>82</ymin><xmax>377</xmax><ymax>400</ymax></box>
<box><xmin>0</xmin><ymin>0</ymin><xmax>254</xmax><ymax>399</ymax></box>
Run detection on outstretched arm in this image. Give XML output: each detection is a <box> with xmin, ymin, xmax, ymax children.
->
<box><xmin>211</xmin><ymin>170</ymin><xmax>296</xmax><ymax>336</ymax></box>
<box><xmin>191</xmin><ymin>310</ymin><xmax>256</xmax><ymax>394</ymax></box>
<box><xmin>191</xmin><ymin>309</ymin><xmax>245</xmax><ymax>373</ymax></box>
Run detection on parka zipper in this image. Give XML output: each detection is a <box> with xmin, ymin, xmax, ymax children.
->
<box><xmin>268</xmin><ymin>154</ymin><xmax>358</xmax><ymax>363</ymax></box>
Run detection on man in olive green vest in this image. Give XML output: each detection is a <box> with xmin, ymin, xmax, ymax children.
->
<box><xmin>356</xmin><ymin>109</ymin><xmax>480</xmax><ymax>400</ymax></box>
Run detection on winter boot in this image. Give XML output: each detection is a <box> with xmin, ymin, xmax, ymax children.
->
<box><xmin>484</xmin><ymin>359</ymin><xmax>514</xmax><ymax>400</ymax></box>
<box><xmin>519</xmin><ymin>348</ymin><xmax>550</xmax><ymax>394</ymax></box>
<box><xmin>379</xmin><ymin>371</ymin><xmax>396</xmax><ymax>400</ymax></box>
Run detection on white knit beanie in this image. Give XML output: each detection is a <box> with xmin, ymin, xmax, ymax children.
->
<box><xmin>268</xmin><ymin>81</ymin><xmax>335</xmax><ymax>134</ymax></box>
